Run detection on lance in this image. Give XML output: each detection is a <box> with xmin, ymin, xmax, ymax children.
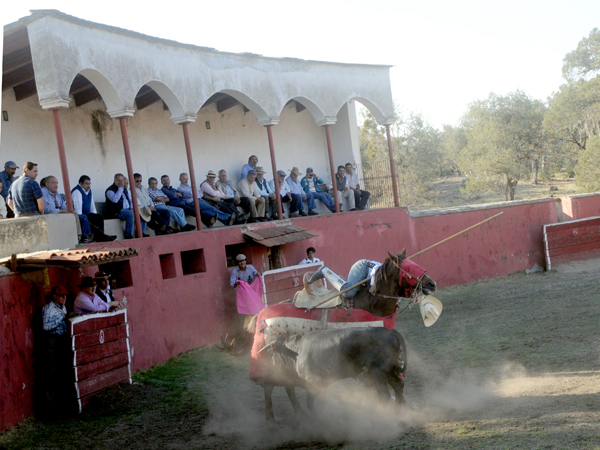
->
<box><xmin>306</xmin><ymin>211</ymin><xmax>504</xmax><ymax>312</ymax></box>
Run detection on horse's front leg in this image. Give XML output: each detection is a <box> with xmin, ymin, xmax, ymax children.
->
<box><xmin>263</xmin><ymin>383</ymin><xmax>275</xmax><ymax>422</ymax></box>
<box><xmin>285</xmin><ymin>386</ymin><xmax>306</xmax><ymax>416</ymax></box>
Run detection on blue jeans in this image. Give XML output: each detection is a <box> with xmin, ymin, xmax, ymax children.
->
<box><xmin>198</xmin><ymin>199</ymin><xmax>230</xmax><ymax>223</ymax></box>
<box><xmin>342</xmin><ymin>259</ymin><xmax>371</xmax><ymax>298</ymax></box>
<box><xmin>156</xmin><ymin>204</ymin><xmax>186</xmax><ymax>227</ymax></box>
<box><xmin>78</xmin><ymin>214</ymin><xmax>92</xmax><ymax>236</ymax></box>
<box><xmin>116</xmin><ymin>209</ymin><xmax>135</xmax><ymax>237</ymax></box>
<box><xmin>312</xmin><ymin>192</ymin><xmax>335</xmax><ymax>212</ymax></box>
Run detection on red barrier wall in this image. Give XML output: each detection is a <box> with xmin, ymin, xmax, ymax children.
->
<box><xmin>561</xmin><ymin>193</ymin><xmax>600</xmax><ymax>221</ymax></box>
<box><xmin>0</xmin><ymin>196</ymin><xmax>576</xmax><ymax>430</ymax></box>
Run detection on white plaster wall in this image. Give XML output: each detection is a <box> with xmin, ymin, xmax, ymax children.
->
<box><xmin>1</xmin><ymin>89</ymin><xmax>335</xmax><ymax>193</ymax></box>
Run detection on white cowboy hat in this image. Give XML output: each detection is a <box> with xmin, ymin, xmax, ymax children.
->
<box><xmin>139</xmin><ymin>206</ymin><xmax>152</xmax><ymax>222</ymax></box>
<box><xmin>419</xmin><ymin>296</ymin><xmax>443</xmax><ymax>327</ymax></box>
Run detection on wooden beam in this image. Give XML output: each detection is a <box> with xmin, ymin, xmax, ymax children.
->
<box><xmin>2</xmin><ymin>46</ymin><xmax>32</xmax><ymax>74</ymax></box>
<box><xmin>69</xmin><ymin>74</ymin><xmax>94</xmax><ymax>95</ymax></box>
<box><xmin>13</xmin><ymin>79</ymin><xmax>37</xmax><ymax>101</ymax></box>
<box><xmin>202</xmin><ymin>93</ymin><xmax>228</xmax><ymax>108</ymax></box>
<box><xmin>73</xmin><ymin>86</ymin><xmax>102</xmax><ymax>107</ymax></box>
<box><xmin>217</xmin><ymin>96</ymin><xmax>240</xmax><ymax>113</ymax></box>
<box><xmin>136</xmin><ymin>90</ymin><xmax>162</xmax><ymax>110</ymax></box>
<box><xmin>3</xmin><ymin>28</ymin><xmax>29</xmax><ymax>55</ymax></box>
<box><xmin>2</xmin><ymin>63</ymin><xmax>34</xmax><ymax>91</ymax></box>
<box><xmin>295</xmin><ymin>101</ymin><xmax>306</xmax><ymax>113</ymax></box>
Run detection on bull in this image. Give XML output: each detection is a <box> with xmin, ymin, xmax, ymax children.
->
<box><xmin>259</xmin><ymin>326</ymin><xmax>407</xmax><ymax>421</ymax></box>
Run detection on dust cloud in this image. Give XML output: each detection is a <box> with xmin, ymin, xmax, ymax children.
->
<box><xmin>199</xmin><ymin>350</ymin><xmax>536</xmax><ymax>448</ymax></box>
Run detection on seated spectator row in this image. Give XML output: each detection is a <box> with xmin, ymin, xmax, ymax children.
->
<box><xmin>0</xmin><ymin>157</ymin><xmax>370</xmax><ymax>242</ymax></box>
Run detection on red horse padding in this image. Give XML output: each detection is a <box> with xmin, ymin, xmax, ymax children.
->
<box><xmin>249</xmin><ymin>303</ymin><xmax>396</xmax><ymax>383</ymax></box>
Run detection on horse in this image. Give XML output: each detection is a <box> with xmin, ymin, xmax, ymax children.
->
<box><xmin>222</xmin><ymin>249</ymin><xmax>436</xmax><ymax>421</ymax></box>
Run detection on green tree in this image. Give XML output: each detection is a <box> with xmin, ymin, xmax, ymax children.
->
<box><xmin>574</xmin><ymin>135</ymin><xmax>600</xmax><ymax>192</ymax></box>
<box><xmin>562</xmin><ymin>27</ymin><xmax>600</xmax><ymax>82</ymax></box>
<box><xmin>441</xmin><ymin>125</ymin><xmax>466</xmax><ymax>176</ymax></box>
<box><xmin>459</xmin><ymin>91</ymin><xmax>546</xmax><ymax>200</ymax></box>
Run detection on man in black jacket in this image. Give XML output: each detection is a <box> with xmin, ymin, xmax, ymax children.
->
<box><xmin>105</xmin><ymin>173</ymin><xmax>135</xmax><ymax>239</ymax></box>
<box><xmin>94</xmin><ymin>271</ymin><xmax>115</xmax><ymax>303</ymax></box>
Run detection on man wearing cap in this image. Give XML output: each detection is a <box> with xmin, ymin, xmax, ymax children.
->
<box><xmin>241</xmin><ymin>155</ymin><xmax>259</xmax><ymax>180</ymax></box>
<box><xmin>177</xmin><ymin>172</ymin><xmax>235</xmax><ymax>226</ymax></box>
<box><xmin>269</xmin><ymin>170</ymin><xmax>299</xmax><ymax>215</ymax></box>
<box><xmin>7</xmin><ymin>161</ymin><xmax>44</xmax><ymax>217</ymax></box>
<box><xmin>301</xmin><ymin>168</ymin><xmax>336</xmax><ymax>213</ymax></box>
<box><xmin>230</xmin><ymin>254</ymin><xmax>260</xmax><ymax>288</ymax></box>
<box><xmin>286</xmin><ymin>167</ymin><xmax>317</xmax><ymax>217</ymax></box>
<box><xmin>237</xmin><ymin>170</ymin><xmax>266</xmax><ymax>222</ymax></box>
<box><xmin>344</xmin><ymin>163</ymin><xmax>370</xmax><ymax>210</ymax></box>
<box><xmin>0</xmin><ymin>161</ymin><xmax>18</xmax><ymax>201</ymax></box>
<box><xmin>200</xmin><ymin>170</ymin><xmax>246</xmax><ymax>223</ymax></box>
<box><xmin>255</xmin><ymin>167</ymin><xmax>277</xmax><ymax>220</ymax></box>
<box><xmin>93</xmin><ymin>272</ymin><xmax>115</xmax><ymax>303</ymax></box>
<box><xmin>74</xmin><ymin>276</ymin><xmax>122</xmax><ymax>314</ymax></box>
<box><xmin>42</xmin><ymin>286</ymin><xmax>69</xmax><ymax>336</ymax></box>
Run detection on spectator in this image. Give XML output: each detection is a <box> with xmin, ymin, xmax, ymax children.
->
<box><xmin>0</xmin><ymin>181</ymin><xmax>7</xmax><ymax>219</ymax></box>
<box><xmin>41</xmin><ymin>176</ymin><xmax>70</xmax><ymax>215</ymax></box>
<box><xmin>0</xmin><ymin>161</ymin><xmax>18</xmax><ymax>217</ymax></box>
<box><xmin>177</xmin><ymin>173</ymin><xmax>235</xmax><ymax>226</ymax></box>
<box><xmin>105</xmin><ymin>173</ymin><xmax>135</xmax><ymax>239</ymax></box>
<box><xmin>230</xmin><ymin>254</ymin><xmax>260</xmax><ymax>287</ymax></box>
<box><xmin>93</xmin><ymin>271</ymin><xmax>115</xmax><ymax>303</ymax></box>
<box><xmin>73</xmin><ymin>276</ymin><xmax>122</xmax><ymax>314</ymax></box>
<box><xmin>301</xmin><ymin>167</ymin><xmax>336</xmax><ymax>213</ymax></box>
<box><xmin>7</xmin><ymin>161</ymin><xmax>44</xmax><ymax>217</ymax></box>
<box><xmin>237</xmin><ymin>170</ymin><xmax>266</xmax><ymax>222</ymax></box>
<box><xmin>334</xmin><ymin>165</ymin><xmax>356</xmax><ymax>212</ymax></box>
<box><xmin>255</xmin><ymin>167</ymin><xmax>278</xmax><ymax>220</ymax></box>
<box><xmin>215</xmin><ymin>170</ymin><xmax>252</xmax><ymax>217</ymax></box>
<box><xmin>200</xmin><ymin>170</ymin><xmax>248</xmax><ymax>223</ymax></box>
<box><xmin>270</xmin><ymin>169</ymin><xmax>299</xmax><ymax>215</ymax></box>
<box><xmin>133</xmin><ymin>173</ymin><xmax>175</xmax><ymax>236</ymax></box>
<box><xmin>299</xmin><ymin>247</ymin><xmax>321</xmax><ymax>265</ymax></box>
<box><xmin>344</xmin><ymin>163</ymin><xmax>370</xmax><ymax>210</ymax></box>
<box><xmin>160</xmin><ymin>175</ymin><xmax>198</xmax><ymax>216</ymax></box>
<box><xmin>147</xmin><ymin>177</ymin><xmax>196</xmax><ymax>231</ymax></box>
<box><xmin>72</xmin><ymin>175</ymin><xmax>116</xmax><ymax>243</ymax></box>
<box><xmin>286</xmin><ymin>167</ymin><xmax>317</xmax><ymax>217</ymax></box>
<box><xmin>42</xmin><ymin>285</ymin><xmax>69</xmax><ymax>335</ymax></box>
<box><xmin>241</xmin><ymin>155</ymin><xmax>259</xmax><ymax>180</ymax></box>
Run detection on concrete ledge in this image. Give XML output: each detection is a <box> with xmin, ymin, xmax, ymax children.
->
<box><xmin>410</xmin><ymin>197</ymin><xmax>561</xmax><ymax>218</ymax></box>
<box><xmin>0</xmin><ymin>214</ymin><xmax>78</xmax><ymax>258</ymax></box>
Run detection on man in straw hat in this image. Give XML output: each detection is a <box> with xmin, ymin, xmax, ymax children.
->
<box><xmin>93</xmin><ymin>271</ymin><xmax>115</xmax><ymax>303</ymax></box>
<box><xmin>200</xmin><ymin>170</ymin><xmax>249</xmax><ymax>224</ymax></box>
<box><xmin>73</xmin><ymin>276</ymin><xmax>123</xmax><ymax>314</ymax></box>
<box><xmin>286</xmin><ymin>167</ymin><xmax>318</xmax><ymax>217</ymax></box>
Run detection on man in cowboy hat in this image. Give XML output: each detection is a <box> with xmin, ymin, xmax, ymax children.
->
<box><xmin>230</xmin><ymin>254</ymin><xmax>260</xmax><ymax>288</ymax></box>
<box><xmin>237</xmin><ymin>170</ymin><xmax>266</xmax><ymax>222</ymax></box>
<box><xmin>285</xmin><ymin>167</ymin><xmax>317</xmax><ymax>217</ymax></box>
<box><xmin>93</xmin><ymin>271</ymin><xmax>115</xmax><ymax>303</ymax></box>
<box><xmin>200</xmin><ymin>170</ymin><xmax>249</xmax><ymax>223</ymax></box>
<box><xmin>73</xmin><ymin>276</ymin><xmax>123</xmax><ymax>314</ymax></box>
<box><xmin>254</xmin><ymin>167</ymin><xmax>278</xmax><ymax>220</ymax></box>
<box><xmin>177</xmin><ymin>172</ymin><xmax>235</xmax><ymax>226</ymax></box>
<box><xmin>42</xmin><ymin>286</ymin><xmax>69</xmax><ymax>336</ymax></box>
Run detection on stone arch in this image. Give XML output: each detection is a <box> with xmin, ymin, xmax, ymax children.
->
<box><xmin>336</xmin><ymin>96</ymin><xmax>394</xmax><ymax>124</ymax></box>
<box><xmin>75</xmin><ymin>68</ymin><xmax>124</xmax><ymax>114</ymax></box>
<box><xmin>279</xmin><ymin>95</ymin><xmax>328</xmax><ymax>124</ymax></box>
<box><xmin>137</xmin><ymin>79</ymin><xmax>186</xmax><ymax>119</ymax></box>
<box><xmin>200</xmin><ymin>89</ymin><xmax>272</xmax><ymax>125</ymax></box>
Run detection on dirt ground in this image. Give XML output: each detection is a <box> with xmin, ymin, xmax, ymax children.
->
<box><xmin>1</xmin><ymin>258</ymin><xmax>599</xmax><ymax>449</ymax></box>
<box><xmin>414</xmin><ymin>176</ymin><xmax>579</xmax><ymax>211</ymax></box>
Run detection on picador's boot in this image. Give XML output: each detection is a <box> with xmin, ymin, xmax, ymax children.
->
<box><xmin>308</xmin><ymin>266</ymin><xmax>326</xmax><ymax>284</ymax></box>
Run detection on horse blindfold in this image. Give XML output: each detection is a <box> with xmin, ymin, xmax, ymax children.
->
<box><xmin>400</xmin><ymin>259</ymin><xmax>426</xmax><ymax>288</ymax></box>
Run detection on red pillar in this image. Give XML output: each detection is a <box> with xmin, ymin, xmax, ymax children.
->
<box><xmin>118</xmin><ymin>117</ymin><xmax>143</xmax><ymax>238</ymax></box>
<box><xmin>266</xmin><ymin>125</ymin><xmax>283</xmax><ymax>220</ymax></box>
<box><xmin>181</xmin><ymin>123</ymin><xmax>202</xmax><ymax>230</ymax></box>
<box><xmin>51</xmin><ymin>109</ymin><xmax>73</xmax><ymax>211</ymax></box>
<box><xmin>324</xmin><ymin>125</ymin><xmax>340</xmax><ymax>213</ymax></box>
<box><xmin>385</xmin><ymin>124</ymin><xmax>400</xmax><ymax>207</ymax></box>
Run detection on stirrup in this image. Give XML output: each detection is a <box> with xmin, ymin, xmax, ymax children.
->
<box><xmin>308</xmin><ymin>266</ymin><xmax>326</xmax><ymax>284</ymax></box>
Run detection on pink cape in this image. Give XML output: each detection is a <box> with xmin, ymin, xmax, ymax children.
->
<box><xmin>236</xmin><ymin>279</ymin><xmax>265</xmax><ymax>315</ymax></box>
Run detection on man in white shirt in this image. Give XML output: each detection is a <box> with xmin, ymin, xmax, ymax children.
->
<box><xmin>344</xmin><ymin>163</ymin><xmax>370</xmax><ymax>210</ymax></box>
<box><xmin>299</xmin><ymin>247</ymin><xmax>321</xmax><ymax>265</ymax></box>
<box><xmin>71</xmin><ymin>175</ymin><xmax>115</xmax><ymax>242</ymax></box>
<box><xmin>270</xmin><ymin>170</ymin><xmax>300</xmax><ymax>217</ymax></box>
<box><xmin>237</xmin><ymin>170</ymin><xmax>266</xmax><ymax>222</ymax></box>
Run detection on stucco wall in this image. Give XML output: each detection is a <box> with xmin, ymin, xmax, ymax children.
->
<box><xmin>1</xmin><ymin>89</ymin><xmax>359</xmax><ymax>192</ymax></box>
<box><xmin>560</xmin><ymin>193</ymin><xmax>600</xmax><ymax>221</ymax></box>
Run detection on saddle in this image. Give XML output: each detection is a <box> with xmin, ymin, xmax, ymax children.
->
<box><xmin>292</xmin><ymin>272</ymin><xmax>343</xmax><ymax>309</ymax></box>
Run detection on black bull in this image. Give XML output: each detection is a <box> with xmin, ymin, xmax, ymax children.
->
<box><xmin>260</xmin><ymin>327</ymin><xmax>407</xmax><ymax>421</ymax></box>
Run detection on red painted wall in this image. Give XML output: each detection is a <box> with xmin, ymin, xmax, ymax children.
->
<box><xmin>0</xmin><ymin>196</ymin><xmax>576</xmax><ymax>430</ymax></box>
<box><xmin>561</xmin><ymin>193</ymin><xmax>600</xmax><ymax>221</ymax></box>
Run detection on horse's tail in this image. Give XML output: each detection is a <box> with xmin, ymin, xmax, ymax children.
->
<box><xmin>219</xmin><ymin>314</ymin><xmax>257</xmax><ymax>356</ymax></box>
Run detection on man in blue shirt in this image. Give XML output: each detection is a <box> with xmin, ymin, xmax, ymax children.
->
<box><xmin>161</xmin><ymin>174</ymin><xmax>219</xmax><ymax>228</ymax></box>
<box><xmin>177</xmin><ymin>173</ymin><xmax>234</xmax><ymax>226</ymax></box>
<box><xmin>300</xmin><ymin>167</ymin><xmax>336</xmax><ymax>213</ymax></box>
<box><xmin>241</xmin><ymin>155</ymin><xmax>258</xmax><ymax>180</ymax></box>
<box><xmin>7</xmin><ymin>161</ymin><xmax>44</xmax><ymax>217</ymax></box>
<box><xmin>230</xmin><ymin>254</ymin><xmax>260</xmax><ymax>287</ymax></box>
<box><xmin>285</xmin><ymin>167</ymin><xmax>317</xmax><ymax>217</ymax></box>
<box><xmin>0</xmin><ymin>161</ymin><xmax>18</xmax><ymax>201</ymax></box>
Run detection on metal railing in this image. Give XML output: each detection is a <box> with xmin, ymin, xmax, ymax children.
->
<box><xmin>361</xmin><ymin>160</ymin><xmax>400</xmax><ymax>208</ymax></box>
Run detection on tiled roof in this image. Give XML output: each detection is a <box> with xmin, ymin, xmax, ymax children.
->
<box><xmin>243</xmin><ymin>225</ymin><xmax>318</xmax><ymax>247</ymax></box>
<box><xmin>0</xmin><ymin>247</ymin><xmax>138</xmax><ymax>269</ymax></box>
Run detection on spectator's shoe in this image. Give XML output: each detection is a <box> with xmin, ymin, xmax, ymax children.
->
<box><xmin>308</xmin><ymin>210</ymin><xmax>318</xmax><ymax>216</ymax></box>
<box><xmin>226</xmin><ymin>214</ymin><xmax>236</xmax><ymax>226</ymax></box>
<box><xmin>234</xmin><ymin>212</ymin><xmax>251</xmax><ymax>224</ymax></box>
<box><xmin>299</xmin><ymin>211</ymin><xmax>308</xmax><ymax>217</ymax></box>
<box><xmin>182</xmin><ymin>224</ymin><xmax>196</xmax><ymax>232</ymax></box>
<box><xmin>247</xmin><ymin>217</ymin><xmax>257</xmax><ymax>223</ymax></box>
<box><xmin>124</xmin><ymin>235</ymin><xmax>134</xmax><ymax>239</ymax></box>
<box><xmin>99</xmin><ymin>234</ymin><xmax>117</xmax><ymax>242</ymax></box>
<box><xmin>289</xmin><ymin>212</ymin><xmax>299</xmax><ymax>218</ymax></box>
<box><xmin>350</xmin><ymin>208</ymin><xmax>357</xmax><ymax>211</ymax></box>
<box><xmin>80</xmin><ymin>236</ymin><xmax>94</xmax><ymax>244</ymax></box>
<box><xmin>142</xmin><ymin>233</ymin><xmax>150</xmax><ymax>237</ymax></box>
<box><xmin>165</xmin><ymin>227</ymin><xmax>176</xmax><ymax>234</ymax></box>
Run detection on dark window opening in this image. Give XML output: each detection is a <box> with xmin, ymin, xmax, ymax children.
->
<box><xmin>181</xmin><ymin>249</ymin><xmax>206</xmax><ymax>275</ymax></box>
<box><xmin>225</xmin><ymin>243</ymin><xmax>251</xmax><ymax>268</ymax></box>
<box><xmin>98</xmin><ymin>260</ymin><xmax>133</xmax><ymax>289</ymax></box>
<box><xmin>159</xmin><ymin>253</ymin><xmax>177</xmax><ymax>280</ymax></box>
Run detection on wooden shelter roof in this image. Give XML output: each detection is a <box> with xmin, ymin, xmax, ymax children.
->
<box><xmin>242</xmin><ymin>225</ymin><xmax>318</xmax><ymax>247</ymax></box>
<box><xmin>0</xmin><ymin>247</ymin><xmax>138</xmax><ymax>270</ymax></box>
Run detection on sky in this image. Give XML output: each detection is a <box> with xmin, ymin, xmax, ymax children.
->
<box><xmin>2</xmin><ymin>0</ymin><xmax>600</xmax><ymax>129</ymax></box>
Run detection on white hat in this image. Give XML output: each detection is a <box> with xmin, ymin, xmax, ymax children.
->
<box><xmin>419</xmin><ymin>296</ymin><xmax>443</xmax><ymax>327</ymax></box>
<box><xmin>236</xmin><ymin>254</ymin><xmax>246</xmax><ymax>262</ymax></box>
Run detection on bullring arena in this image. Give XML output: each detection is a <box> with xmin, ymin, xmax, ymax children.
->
<box><xmin>1</xmin><ymin>10</ymin><xmax>599</xmax><ymax>450</ymax></box>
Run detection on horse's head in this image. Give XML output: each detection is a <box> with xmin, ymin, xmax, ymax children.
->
<box><xmin>381</xmin><ymin>249</ymin><xmax>437</xmax><ymax>298</ymax></box>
